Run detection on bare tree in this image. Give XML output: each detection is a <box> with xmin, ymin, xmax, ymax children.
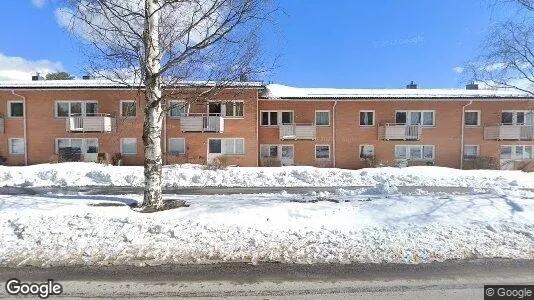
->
<box><xmin>59</xmin><ymin>0</ymin><xmax>275</xmax><ymax>210</ymax></box>
<box><xmin>467</xmin><ymin>0</ymin><xmax>534</xmax><ymax>94</ymax></box>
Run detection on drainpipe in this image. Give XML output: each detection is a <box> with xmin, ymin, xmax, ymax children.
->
<box><xmin>163</xmin><ymin>111</ymin><xmax>167</xmax><ymax>165</ymax></box>
<box><xmin>460</xmin><ymin>100</ymin><xmax>473</xmax><ymax>170</ymax></box>
<box><xmin>10</xmin><ymin>90</ymin><xmax>28</xmax><ymax>165</ymax></box>
<box><xmin>332</xmin><ymin>100</ymin><xmax>338</xmax><ymax>168</ymax></box>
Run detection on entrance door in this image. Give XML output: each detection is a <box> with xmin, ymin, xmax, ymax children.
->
<box><xmin>280</xmin><ymin>145</ymin><xmax>294</xmax><ymax>166</ymax></box>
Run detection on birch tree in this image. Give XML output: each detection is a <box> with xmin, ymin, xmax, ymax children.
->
<box><xmin>468</xmin><ymin>0</ymin><xmax>534</xmax><ymax>94</ymax></box>
<box><xmin>58</xmin><ymin>0</ymin><xmax>274</xmax><ymax>210</ymax></box>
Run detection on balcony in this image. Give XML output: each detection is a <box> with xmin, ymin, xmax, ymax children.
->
<box><xmin>279</xmin><ymin>124</ymin><xmax>316</xmax><ymax>140</ymax></box>
<box><xmin>66</xmin><ymin>114</ymin><xmax>114</xmax><ymax>133</ymax></box>
<box><xmin>180</xmin><ymin>113</ymin><xmax>224</xmax><ymax>133</ymax></box>
<box><xmin>379</xmin><ymin>124</ymin><xmax>422</xmax><ymax>140</ymax></box>
<box><xmin>484</xmin><ymin>124</ymin><xmax>534</xmax><ymax>140</ymax></box>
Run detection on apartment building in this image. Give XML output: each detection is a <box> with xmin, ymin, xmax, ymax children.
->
<box><xmin>0</xmin><ymin>79</ymin><xmax>533</xmax><ymax>170</ymax></box>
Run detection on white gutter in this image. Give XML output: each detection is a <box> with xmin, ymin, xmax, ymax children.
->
<box><xmin>460</xmin><ymin>100</ymin><xmax>473</xmax><ymax>170</ymax></box>
<box><xmin>10</xmin><ymin>90</ymin><xmax>28</xmax><ymax>165</ymax></box>
<box><xmin>332</xmin><ymin>100</ymin><xmax>338</xmax><ymax>168</ymax></box>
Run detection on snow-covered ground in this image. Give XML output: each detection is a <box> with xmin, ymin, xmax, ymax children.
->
<box><xmin>1</xmin><ymin>162</ymin><xmax>534</xmax><ymax>189</ymax></box>
<box><xmin>1</xmin><ymin>187</ymin><xmax>534</xmax><ymax>267</ymax></box>
<box><xmin>0</xmin><ymin>163</ymin><xmax>533</xmax><ymax>267</ymax></box>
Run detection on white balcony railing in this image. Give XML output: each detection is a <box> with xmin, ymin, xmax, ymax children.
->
<box><xmin>180</xmin><ymin>113</ymin><xmax>224</xmax><ymax>133</ymax></box>
<box><xmin>66</xmin><ymin>114</ymin><xmax>114</xmax><ymax>133</ymax></box>
<box><xmin>484</xmin><ymin>124</ymin><xmax>534</xmax><ymax>140</ymax></box>
<box><xmin>279</xmin><ymin>124</ymin><xmax>316</xmax><ymax>140</ymax></box>
<box><xmin>379</xmin><ymin>123</ymin><xmax>422</xmax><ymax>140</ymax></box>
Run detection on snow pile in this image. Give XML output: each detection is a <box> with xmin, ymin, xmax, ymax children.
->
<box><xmin>1</xmin><ymin>163</ymin><xmax>534</xmax><ymax>189</ymax></box>
<box><xmin>1</xmin><ymin>189</ymin><xmax>533</xmax><ymax>267</ymax></box>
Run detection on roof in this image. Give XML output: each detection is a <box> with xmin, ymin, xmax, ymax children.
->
<box><xmin>261</xmin><ymin>84</ymin><xmax>533</xmax><ymax>100</ymax></box>
<box><xmin>0</xmin><ymin>79</ymin><xmax>264</xmax><ymax>90</ymax></box>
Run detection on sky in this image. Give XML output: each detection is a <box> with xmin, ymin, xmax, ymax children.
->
<box><xmin>0</xmin><ymin>0</ymin><xmax>517</xmax><ymax>88</ymax></box>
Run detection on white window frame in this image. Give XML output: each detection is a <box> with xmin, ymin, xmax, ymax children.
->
<box><xmin>500</xmin><ymin>145</ymin><xmax>533</xmax><ymax>160</ymax></box>
<box><xmin>501</xmin><ymin>110</ymin><xmax>534</xmax><ymax>125</ymax></box>
<box><xmin>315</xmin><ymin>144</ymin><xmax>331</xmax><ymax>160</ymax></box>
<box><xmin>463</xmin><ymin>145</ymin><xmax>479</xmax><ymax>159</ymax></box>
<box><xmin>464</xmin><ymin>110</ymin><xmax>481</xmax><ymax>127</ymax></box>
<box><xmin>359</xmin><ymin>144</ymin><xmax>375</xmax><ymax>160</ymax></box>
<box><xmin>395</xmin><ymin>145</ymin><xmax>435</xmax><ymax>161</ymax></box>
<box><xmin>55</xmin><ymin>138</ymin><xmax>99</xmax><ymax>154</ymax></box>
<box><xmin>7</xmin><ymin>101</ymin><xmax>24</xmax><ymax>118</ymax></box>
<box><xmin>168</xmin><ymin>100</ymin><xmax>189</xmax><ymax>118</ymax></box>
<box><xmin>223</xmin><ymin>101</ymin><xmax>245</xmax><ymax>118</ymax></box>
<box><xmin>395</xmin><ymin>110</ymin><xmax>436</xmax><ymax>127</ymax></box>
<box><xmin>359</xmin><ymin>110</ymin><xmax>375</xmax><ymax>127</ymax></box>
<box><xmin>120</xmin><ymin>138</ymin><xmax>137</xmax><ymax>155</ymax></box>
<box><xmin>120</xmin><ymin>100</ymin><xmax>137</xmax><ymax>118</ymax></box>
<box><xmin>168</xmin><ymin>138</ymin><xmax>186</xmax><ymax>155</ymax></box>
<box><xmin>208</xmin><ymin>138</ymin><xmax>245</xmax><ymax>155</ymax></box>
<box><xmin>315</xmin><ymin>110</ymin><xmax>330</xmax><ymax>126</ymax></box>
<box><xmin>260</xmin><ymin>110</ymin><xmax>294</xmax><ymax>126</ymax></box>
<box><xmin>260</xmin><ymin>144</ymin><xmax>295</xmax><ymax>159</ymax></box>
<box><xmin>54</xmin><ymin>101</ymin><xmax>98</xmax><ymax>118</ymax></box>
<box><xmin>8</xmin><ymin>138</ymin><xmax>25</xmax><ymax>155</ymax></box>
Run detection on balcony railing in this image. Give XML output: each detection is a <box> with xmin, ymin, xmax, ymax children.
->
<box><xmin>379</xmin><ymin>123</ymin><xmax>422</xmax><ymax>140</ymax></box>
<box><xmin>484</xmin><ymin>124</ymin><xmax>534</xmax><ymax>140</ymax></box>
<box><xmin>0</xmin><ymin>115</ymin><xmax>4</xmax><ymax>134</ymax></box>
<box><xmin>279</xmin><ymin>123</ymin><xmax>316</xmax><ymax>140</ymax></box>
<box><xmin>180</xmin><ymin>113</ymin><xmax>224</xmax><ymax>133</ymax></box>
<box><xmin>66</xmin><ymin>114</ymin><xmax>115</xmax><ymax>133</ymax></box>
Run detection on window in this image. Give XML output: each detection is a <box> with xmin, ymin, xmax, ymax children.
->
<box><xmin>395</xmin><ymin>111</ymin><xmax>435</xmax><ymax>126</ymax></box>
<box><xmin>501</xmin><ymin>145</ymin><xmax>533</xmax><ymax>160</ymax></box>
<box><xmin>120</xmin><ymin>138</ymin><xmax>137</xmax><ymax>155</ymax></box>
<box><xmin>315</xmin><ymin>145</ymin><xmax>330</xmax><ymax>160</ymax></box>
<box><xmin>56</xmin><ymin>138</ymin><xmax>98</xmax><ymax>154</ymax></box>
<box><xmin>224</xmin><ymin>101</ymin><xmax>244</xmax><ymax>117</ymax></box>
<box><xmin>260</xmin><ymin>145</ymin><xmax>279</xmax><ymax>158</ymax></box>
<box><xmin>360</xmin><ymin>111</ymin><xmax>374</xmax><ymax>126</ymax></box>
<box><xmin>8</xmin><ymin>101</ymin><xmax>24</xmax><ymax>118</ymax></box>
<box><xmin>359</xmin><ymin>145</ymin><xmax>375</xmax><ymax>160</ymax></box>
<box><xmin>260</xmin><ymin>111</ymin><xmax>293</xmax><ymax>126</ymax></box>
<box><xmin>465</xmin><ymin>111</ymin><xmax>480</xmax><ymax>126</ymax></box>
<box><xmin>501</xmin><ymin>111</ymin><xmax>534</xmax><ymax>125</ymax></box>
<box><xmin>208</xmin><ymin>138</ymin><xmax>244</xmax><ymax>155</ymax></box>
<box><xmin>121</xmin><ymin>101</ymin><xmax>137</xmax><ymax>117</ymax></box>
<box><xmin>315</xmin><ymin>110</ymin><xmax>330</xmax><ymax>126</ymax></box>
<box><xmin>395</xmin><ymin>145</ymin><xmax>435</xmax><ymax>160</ymax></box>
<box><xmin>8</xmin><ymin>138</ymin><xmax>24</xmax><ymax>155</ymax></box>
<box><xmin>260</xmin><ymin>145</ymin><xmax>294</xmax><ymax>160</ymax></box>
<box><xmin>55</xmin><ymin>101</ymin><xmax>98</xmax><ymax>118</ymax></box>
<box><xmin>464</xmin><ymin>145</ymin><xmax>479</xmax><ymax>159</ymax></box>
<box><xmin>169</xmin><ymin>138</ymin><xmax>185</xmax><ymax>154</ymax></box>
<box><xmin>169</xmin><ymin>101</ymin><xmax>188</xmax><ymax>118</ymax></box>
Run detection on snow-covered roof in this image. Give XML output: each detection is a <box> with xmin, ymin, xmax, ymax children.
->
<box><xmin>0</xmin><ymin>79</ymin><xmax>264</xmax><ymax>89</ymax></box>
<box><xmin>261</xmin><ymin>84</ymin><xmax>532</xmax><ymax>100</ymax></box>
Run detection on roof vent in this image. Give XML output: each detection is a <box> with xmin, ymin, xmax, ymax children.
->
<box><xmin>406</xmin><ymin>81</ymin><xmax>418</xmax><ymax>89</ymax></box>
<box><xmin>466</xmin><ymin>82</ymin><xmax>479</xmax><ymax>90</ymax></box>
<box><xmin>82</xmin><ymin>75</ymin><xmax>91</xmax><ymax>80</ymax></box>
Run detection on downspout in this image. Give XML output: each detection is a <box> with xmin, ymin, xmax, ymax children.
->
<box><xmin>10</xmin><ymin>90</ymin><xmax>28</xmax><ymax>165</ymax></box>
<box><xmin>256</xmin><ymin>94</ymin><xmax>260</xmax><ymax>167</ymax></box>
<box><xmin>163</xmin><ymin>112</ymin><xmax>167</xmax><ymax>165</ymax></box>
<box><xmin>332</xmin><ymin>100</ymin><xmax>338</xmax><ymax>168</ymax></box>
<box><xmin>460</xmin><ymin>100</ymin><xmax>473</xmax><ymax>170</ymax></box>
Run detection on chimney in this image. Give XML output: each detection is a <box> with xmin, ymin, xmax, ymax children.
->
<box><xmin>32</xmin><ymin>72</ymin><xmax>42</xmax><ymax>81</ymax></box>
<box><xmin>82</xmin><ymin>75</ymin><xmax>91</xmax><ymax>80</ymax></box>
<box><xmin>466</xmin><ymin>82</ymin><xmax>479</xmax><ymax>90</ymax></box>
<box><xmin>406</xmin><ymin>81</ymin><xmax>418</xmax><ymax>89</ymax></box>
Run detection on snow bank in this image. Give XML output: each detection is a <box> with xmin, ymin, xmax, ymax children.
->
<box><xmin>1</xmin><ymin>189</ymin><xmax>533</xmax><ymax>267</ymax></box>
<box><xmin>1</xmin><ymin>162</ymin><xmax>534</xmax><ymax>189</ymax></box>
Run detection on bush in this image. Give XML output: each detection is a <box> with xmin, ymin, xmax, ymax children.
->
<box><xmin>261</xmin><ymin>157</ymin><xmax>282</xmax><ymax>167</ymax></box>
<box><xmin>463</xmin><ymin>156</ymin><xmax>499</xmax><ymax>170</ymax></box>
<box><xmin>111</xmin><ymin>153</ymin><xmax>122</xmax><ymax>166</ymax></box>
<box><xmin>204</xmin><ymin>156</ymin><xmax>230</xmax><ymax>170</ymax></box>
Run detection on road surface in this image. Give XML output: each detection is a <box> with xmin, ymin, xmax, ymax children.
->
<box><xmin>0</xmin><ymin>259</ymin><xmax>532</xmax><ymax>299</ymax></box>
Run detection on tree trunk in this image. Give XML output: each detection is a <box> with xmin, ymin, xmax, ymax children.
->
<box><xmin>142</xmin><ymin>0</ymin><xmax>163</xmax><ymax>209</ymax></box>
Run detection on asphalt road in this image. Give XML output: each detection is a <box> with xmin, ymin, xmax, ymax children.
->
<box><xmin>0</xmin><ymin>259</ymin><xmax>532</xmax><ymax>299</ymax></box>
